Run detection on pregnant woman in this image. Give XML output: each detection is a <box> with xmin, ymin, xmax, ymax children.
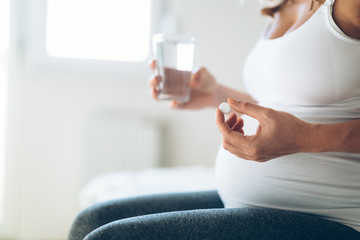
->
<box><xmin>68</xmin><ymin>0</ymin><xmax>360</xmax><ymax>239</ymax></box>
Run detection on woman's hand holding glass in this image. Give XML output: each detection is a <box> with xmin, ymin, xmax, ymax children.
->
<box><xmin>149</xmin><ymin>60</ymin><xmax>219</xmax><ymax>109</ymax></box>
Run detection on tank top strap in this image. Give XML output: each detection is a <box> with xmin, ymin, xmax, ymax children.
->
<box><xmin>323</xmin><ymin>0</ymin><xmax>334</xmax><ymax>7</ymax></box>
<box><xmin>323</xmin><ymin>0</ymin><xmax>360</xmax><ymax>44</ymax></box>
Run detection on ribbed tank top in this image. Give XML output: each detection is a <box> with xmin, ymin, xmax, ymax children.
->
<box><xmin>215</xmin><ymin>0</ymin><xmax>360</xmax><ymax>231</ymax></box>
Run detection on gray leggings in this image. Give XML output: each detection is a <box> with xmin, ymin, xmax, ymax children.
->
<box><xmin>68</xmin><ymin>191</ymin><xmax>360</xmax><ymax>240</ymax></box>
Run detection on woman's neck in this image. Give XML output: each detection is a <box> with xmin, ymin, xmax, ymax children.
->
<box><xmin>265</xmin><ymin>0</ymin><xmax>323</xmax><ymax>39</ymax></box>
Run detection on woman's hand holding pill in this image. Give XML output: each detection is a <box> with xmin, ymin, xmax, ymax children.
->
<box><xmin>219</xmin><ymin>102</ymin><xmax>244</xmax><ymax>134</ymax></box>
<box><xmin>216</xmin><ymin>98</ymin><xmax>313</xmax><ymax>162</ymax></box>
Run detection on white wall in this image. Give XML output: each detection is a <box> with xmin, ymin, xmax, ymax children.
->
<box><xmin>5</xmin><ymin>0</ymin><xmax>266</xmax><ymax>239</ymax></box>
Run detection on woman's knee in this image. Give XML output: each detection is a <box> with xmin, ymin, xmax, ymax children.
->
<box><xmin>68</xmin><ymin>200</ymin><xmax>126</xmax><ymax>240</ymax></box>
<box><xmin>68</xmin><ymin>191</ymin><xmax>223</xmax><ymax>240</ymax></box>
<box><xmin>66</xmin><ymin>197</ymin><xmax>143</xmax><ymax>239</ymax></box>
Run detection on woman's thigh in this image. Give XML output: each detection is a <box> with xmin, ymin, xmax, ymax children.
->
<box><xmin>84</xmin><ymin>207</ymin><xmax>360</xmax><ymax>240</ymax></box>
<box><xmin>68</xmin><ymin>191</ymin><xmax>223</xmax><ymax>240</ymax></box>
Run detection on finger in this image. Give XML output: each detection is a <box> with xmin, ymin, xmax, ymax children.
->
<box><xmin>189</xmin><ymin>71</ymin><xmax>201</xmax><ymax>89</ymax></box>
<box><xmin>215</xmin><ymin>108</ymin><xmax>233</xmax><ymax>137</ymax></box>
<box><xmin>232</xmin><ymin>118</ymin><xmax>244</xmax><ymax>133</ymax></box>
<box><xmin>228</xmin><ymin>99</ymin><xmax>268</xmax><ymax>121</ymax></box>
<box><xmin>222</xmin><ymin>138</ymin><xmax>238</xmax><ymax>152</ymax></box>
<box><xmin>189</xmin><ymin>67</ymin><xmax>205</xmax><ymax>89</ymax></box>
<box><xmin>221</xmin><ymin>136</ymin><xmax>249</xmax><ymax>159</ymax></box>
<box><xmin>148</xmin><ymin>75</ymin><xmax>160</xmax><ymax>88</ymax></box>
<box><xmin>225</xmin><ymin>113</ymin><xmax>237</xmax><ymax>128</ymax></box>
<box><xmin>170</xmin><ymin>101</ymin><xmax>187</xmax><ymax>109</ymax></box>
<box><xmin>149</xmin><ymin>59</ymin><xmax>156</xmax><ymax>71</ymax></box>
<box><xmin>151</xmin><ymin>88</ymin><xmax>159</xmax><ymax>100</ymax></box>
<box><xmin>216</xmin><ymin>108</ymin><xmax>248</xmax><ymax>148</ymax></box>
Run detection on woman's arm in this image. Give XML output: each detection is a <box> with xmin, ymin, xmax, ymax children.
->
<box><xmin>215</xmin><ymin>99</ymin><xmax>360</xmax><ymax>162</ymax></box>
<box><xmin>310</xmin><ymin>0</ymin><xmax>360</xmax><ymax>152</ymax></box>
<box><xmin>306</xmin><ymin>119</ymin><xmax>360</xmax><ymax>153</ymax></box>
<box><xmin>149</xmin><ymin>61</ymin><xmax>255</xmax><ymax>109</ymax></box>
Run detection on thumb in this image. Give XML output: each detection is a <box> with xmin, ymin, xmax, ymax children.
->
<box><xmin>228</xmin><ymin>98</ymin><xmax>267</xmax><ymax>121</ymax></box>
<box><xmin>189</xmin><ymin>69</ymin><xmax>202</xmax><ymax>89</ymax></box>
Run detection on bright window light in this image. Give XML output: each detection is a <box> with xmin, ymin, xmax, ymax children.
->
<box><xmin>176</xmin><ymin>44</ymin><xmax>195</xmax><ymax>71</ymax></box>
<box><xmin>46</xmin><ymin>0</ymin><xmax>151</xmax><ymax>62</ymax></box>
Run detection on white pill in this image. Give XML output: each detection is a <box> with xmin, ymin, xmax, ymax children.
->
<box><xmin>219</xmin><ymin>102</ymin><xmax>231</xmax><ymax>114</ymax></box>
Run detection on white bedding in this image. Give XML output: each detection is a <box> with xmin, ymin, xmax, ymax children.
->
<box><xmin>79</xmin><ymin>166</ymin><xmax>216</xmax><ymax>209</ymax></box>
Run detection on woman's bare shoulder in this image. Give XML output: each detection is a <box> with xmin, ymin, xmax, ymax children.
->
<box><xmin>333</xmin><ymin>0</ymin><xmax>360</xmax><ymax>39</ymax></box>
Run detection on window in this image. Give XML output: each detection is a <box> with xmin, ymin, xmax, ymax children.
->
<box><xmin>46</xmin><ymin>0</ymin><xmax>151</xmax><ymax>62</ymax></box>
<box><xmin>25</xmin><ymin>0</ymin><xmax>162</xmax><ymax>76</ymax></box>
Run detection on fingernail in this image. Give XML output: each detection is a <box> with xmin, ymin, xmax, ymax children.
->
<box><xmin>170</xmin><ymin>101</ymin><xmax>186</xmax><ymax>109</ymax></box>
<box><xmin>170</xmin><ymin>101</ymin><xmax>178</xmax><ymax>109</ymax></box>
<box><xmin>228</xmin><ymin>98</ymin><xmax>240</xmax><ymax>104</ymax></box>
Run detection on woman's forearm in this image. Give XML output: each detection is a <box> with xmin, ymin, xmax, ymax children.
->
<box><xmin>306</xmin><ymin>119</ymin><xmax>360</xmax><ymax>154</ymax></box>
<box><xmin>212</xmin><ymin>83</ymin><xmax>257</xmax><ymax>108</ymax></box>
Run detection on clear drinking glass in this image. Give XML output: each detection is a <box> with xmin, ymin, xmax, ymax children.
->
<box><xmin>152</xmin><ymin>33</ymin><xmax>196</xmax><ymax>103</ymax></box>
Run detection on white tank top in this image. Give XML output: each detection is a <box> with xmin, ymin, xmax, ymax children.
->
<box><xmin>215</xmin><ymin>0</ymin><xmax>360</xmax><ymax>231</ymax></box>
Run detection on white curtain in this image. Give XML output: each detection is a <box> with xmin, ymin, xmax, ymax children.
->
<box><xmin>0</xmin><ymin>0</ymin><xmax>10</xmax><ymax>228</ymax></box>
<box><xmin>0</xmin><ymin>52</ymin><xmax>8</xmax><ymax>218</ymax></box>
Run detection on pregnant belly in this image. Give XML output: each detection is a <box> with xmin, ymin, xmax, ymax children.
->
<box><xmin>215</xmin><ymin>147</ymin><xmax>295</xmax><ymax>208</ymax></box>
<box><xmin>215</xmin><ymin>146</ymin><xmax>360</xmax><ymax>210</ymax></box>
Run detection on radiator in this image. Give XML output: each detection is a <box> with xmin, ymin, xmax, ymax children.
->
<box><xmin>86</xmin><ymin>113</ymin><xmax>163</xmax><ymax>180</ymax></box>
